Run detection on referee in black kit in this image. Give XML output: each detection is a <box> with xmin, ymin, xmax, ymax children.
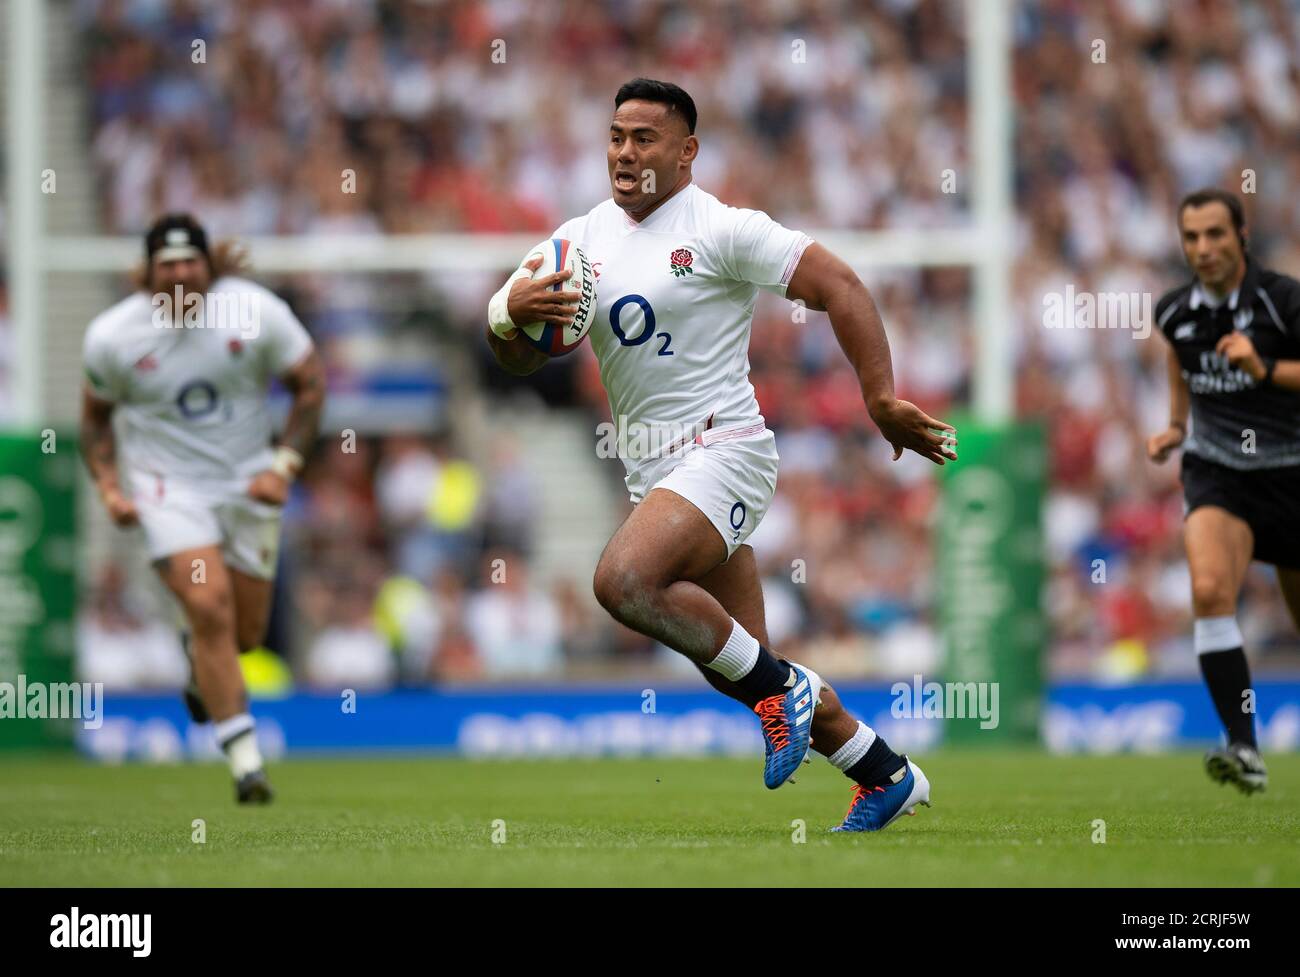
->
<box><xmin>1148</xmin><ymin>188</ymin><xmax>1300</xmax><ymax>794</ymax></box>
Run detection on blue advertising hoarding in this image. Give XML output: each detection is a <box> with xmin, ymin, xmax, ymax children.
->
<box><xmin>75</xmin><ymin>681</ymin><xmax>1300</xmax><ymax>763</ymax></box>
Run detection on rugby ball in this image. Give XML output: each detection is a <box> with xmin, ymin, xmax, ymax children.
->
<box><xmin>517</xmin><ymin>239</ymin><xmax>597</xmax><ymax>356</ymax></box>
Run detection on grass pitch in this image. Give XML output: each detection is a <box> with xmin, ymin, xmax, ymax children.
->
<box><xmin>2</xmin><ymin>752</ymin><xmax>1297</xmax><ymax>886</ymax></box>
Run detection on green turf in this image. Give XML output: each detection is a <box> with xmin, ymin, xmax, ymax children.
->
<box><xmin>1</xmin><ymin>752</ymin><xmax>1297</xmax><ymax>886</ymax></box>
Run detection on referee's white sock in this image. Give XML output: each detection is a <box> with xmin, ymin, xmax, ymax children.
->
<box><xmin>214</xmin><ymin>713</ymin><xmax>263</xmax><ymax>779</ymax></box>
<box><xmin>1193</xmin><ymin>615</ymin><xmax>1243</xmax><ymax>654</ymax></box>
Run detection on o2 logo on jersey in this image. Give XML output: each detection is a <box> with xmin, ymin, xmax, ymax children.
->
<box><xmin>175</xmin><ymin>379</ymin><xmax>220</xmax><ymax>419</ymax></box>
<box><xmin>610</xmin><ymin>294</ymin><xmax>674</xmax><ymax>356</ymax></box>
<box><xmin>729</xmin><ymin>502</ymin><xmax>746</xmax><ymax>543</ymax></box>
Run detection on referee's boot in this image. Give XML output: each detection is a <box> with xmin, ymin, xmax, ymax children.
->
<box><xmin>1204</xmin><ymin>742</ymin><xmax>1267</xmax><ymax>795</ymax></box>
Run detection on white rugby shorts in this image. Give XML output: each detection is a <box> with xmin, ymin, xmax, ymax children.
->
<box><xmin>127</xmin><ymin>470</ymin><xmax>283</xmax><ymax>580</ymax></box>
<box><xmin>627</xmin><ymin>424</ymin><xmax>778</xmax><ymax>561</ymax></box>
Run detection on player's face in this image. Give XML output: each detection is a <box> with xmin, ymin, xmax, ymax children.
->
<box><xmin>151</xmin><ymin>254</ymin><xmax>211</xmax><ymax>297</ymax></box>
<box><xmin>1179</xmin><ymin>202</ymin><xmax>1244</xmax><ymax>292</ymax></box>
<box><xmin>608</xmin><ymin>100</ymin><xmax>696</xmax><ymax>218</ymax></box>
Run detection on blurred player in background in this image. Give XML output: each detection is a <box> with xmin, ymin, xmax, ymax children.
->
<box><xmin>80</xmin><ymin>214</ymin><xmax>324</xmax><ymax>803</ymax></box>
<box><xmin>1148</xmin><ymin>189</ymin><xmax>1300</xmax><ymax>794</ymax></box>
<box><xmin>487</xmin><ymin>79</ymin><xmax>956</xmax><ymax>831</ymax></box>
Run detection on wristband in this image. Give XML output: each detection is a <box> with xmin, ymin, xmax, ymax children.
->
<box><xmin>270</xmin><ymin>445</ymin><xmax>305</xmax><ymax>481</ymax></box>
<box><xmin>1261</xmin><ymin>357</ymin><xmax>1277</xmax><ymax>387</ymax></box>
<box><xmin>488</xmin><ymin>267</ymin><xmax>534</xmax><ymax>339</ymax></box>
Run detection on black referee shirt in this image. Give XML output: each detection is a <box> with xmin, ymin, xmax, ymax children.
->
<box><xmin>1156</xmin><ymin>259</ymin><xmax>1300</xmax><ymax>470</ymax></box>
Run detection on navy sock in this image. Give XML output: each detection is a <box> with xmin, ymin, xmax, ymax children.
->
<box><xmin>735</xmin><ymin>646</ymin><xmax>794</xmax><ymax>700</ymax></box>
<box><xmin>846</xmin><ymin>736</ymin><xmax>906</xmax><ymax>789</ymax></box>
<box><xmin>1199</xmin><ymin>647</ymin><xmax>1256</xmax><ymax>747</ymax></box>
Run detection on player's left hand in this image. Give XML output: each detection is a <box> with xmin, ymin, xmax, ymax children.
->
<box><xmin>1215</xmin><ymin>332</ymin><xmax>1266</xmax><ymax>381</ymax></box>
<box><xmin>869</xmin><ymin>397</ymin><xmax>958</xmax><ymax>465</ymax></box>
<box><xmin>247</xmin><ymin>470</ymin><xmax>290</xmax><ymax>506</ymax></box>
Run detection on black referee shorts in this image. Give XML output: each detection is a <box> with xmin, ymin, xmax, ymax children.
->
<box><xmin>1181</xmin><ymin>452</ymin><xmax>1300</xmax><ymax>570</ymax></box>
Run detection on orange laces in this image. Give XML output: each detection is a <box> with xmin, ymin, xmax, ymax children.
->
<box><xmin>753</xmin><ymin>695</ymin><xmax>790</xmax><ymax>752</ymax></box>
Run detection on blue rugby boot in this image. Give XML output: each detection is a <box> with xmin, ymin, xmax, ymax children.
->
<box><xmin>753</xmin><ymin>663</ymin><xmax>822</xmax><ymax>789</ymax></box>
<box><xmin>831</xmin><ymin>757</ymin><xmax>931</xmax><ymax>832</ymax></box>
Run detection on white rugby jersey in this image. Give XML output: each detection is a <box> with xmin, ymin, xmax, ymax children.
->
<box><xmin>82</xmin><ymin>275</ymin><xmax>314</xmax><ymax>484</ymax></box>
<box><xmin>551</xmin><ymin>183</ymin><xmax>811</xmax><ymax>475</ymax></box>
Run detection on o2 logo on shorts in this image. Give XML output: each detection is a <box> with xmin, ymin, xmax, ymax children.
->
<box><xmin>175</xmin><ymin>379</ymin><xmax>220</xmax><ymax>419</ymax></box>
<box><xmin>729</xmin><ymin>501</ymin><xmax>746</xmax><ymax>543</ymax></box>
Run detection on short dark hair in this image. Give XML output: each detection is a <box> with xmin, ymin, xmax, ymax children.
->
<box><xmin>614</xmin><ymin>78</ymin><xmax>697</xmax><ymax>134</ymax></box>
<box><xmin>1177</xmin><ymin>188</ymin><xmax>1247</xmax><ymax>248</ymax></box>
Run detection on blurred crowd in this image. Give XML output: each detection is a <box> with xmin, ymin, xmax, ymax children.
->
<box><xmin>65</xmin><ymin>0</ymin><xmax>1300</xmax><ymax>687</ymax></box>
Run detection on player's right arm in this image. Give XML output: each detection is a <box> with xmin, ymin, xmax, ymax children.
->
<box><xmin>484</xmin><ymin>254</ymin><xmax>581</xmax><ymax>376</ymax></box>
<box><xmin>1148</xmin><ymin>341</ymin><xmax>1189</xmax><ymax>463</ymax></box>
<box><xmin>80</xmin><ymin>387</ymin><xmax>138</xmax><ymax>526</ymax></box>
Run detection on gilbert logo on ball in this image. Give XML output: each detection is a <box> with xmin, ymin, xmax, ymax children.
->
<box><xmin>518</xmin><ymin>239</ymin><xmax>597</xmax><ymax>356</ymax></box>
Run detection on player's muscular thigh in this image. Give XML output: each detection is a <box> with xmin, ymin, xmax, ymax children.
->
<box><xmin>595</xmin><ymin>489</ymin><xmax>725</xmax><ymax>596</ymax></box>
<box><xmin>593</xmin><ymin>488</ymin><xmax>729</xmax><ymax>653</ymax></box>
<box><xmin>154</xmin><ymin>546</ymin><xmax>236</xmax><ymax>638</ymax></box>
